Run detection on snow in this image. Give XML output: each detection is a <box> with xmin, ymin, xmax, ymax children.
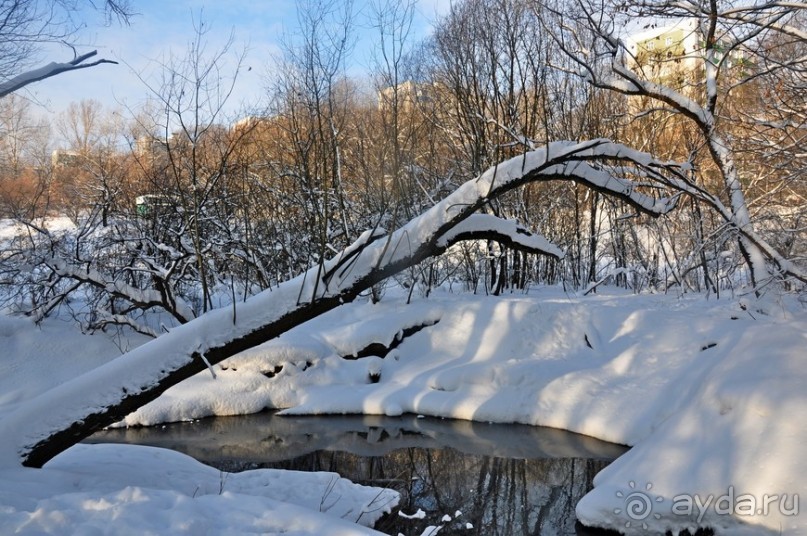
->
<box><xmin>0</xmin><ymin>216</ymin><xmax>76</xmax><ymax>244</ymax></box>
<box><xmin>0</xmin><ymin>314</ymin><xmax>149</xmax><ymax>415</ymax></box>
<box><xmin>1</xmin><ymin>285</ymin><xmax>805</xmax><ymax>534</ymax></box>
<box><xmin>436</xmin><ymin>213</ymin><xmax>564</xmax><ymax>258</ymax></box>
<box><xmin>399</xmin><ymin>509</ymin><xmax>426</xmax><ymax>520</ymax></box>
<box><xmin>0</xmin><ymin>443</ymin><xmax>397</xmax><ymax>535</ymax></box>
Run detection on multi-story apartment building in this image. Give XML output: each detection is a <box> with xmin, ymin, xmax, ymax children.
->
<box><xmin>625</xmin><ymin>19</ymin><xmax>747</xmax><ymax>82</ymax></box>
<box><xmin>624</xmin><ymin>19</ymin><xmax>701</xmax><ymax>81</ymax></box>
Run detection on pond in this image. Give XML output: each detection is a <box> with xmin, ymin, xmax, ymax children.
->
<box><xmin>87</xmin><ymin>412</ymin><xmax>628</xmax><ymax>535</ymax></box>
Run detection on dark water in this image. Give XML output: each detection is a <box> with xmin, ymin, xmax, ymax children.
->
<box><xmin>87</xmin><ymin>412</ymin><xmax>628</xmax><ymax>535</ymax></box>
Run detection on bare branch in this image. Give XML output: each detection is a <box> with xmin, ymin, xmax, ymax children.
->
<box><xmin>0</xmin><ymin>50</ymin><xmax>117</xmax><ymax>99</ymax></box>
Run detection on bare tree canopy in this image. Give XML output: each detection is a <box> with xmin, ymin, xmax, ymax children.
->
<box><xmin>545</xmin><ymin>0</ymin><xmax>807</xmax><ymax>290</ymax></box>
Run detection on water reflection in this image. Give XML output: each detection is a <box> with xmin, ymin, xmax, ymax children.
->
<box><xmin>88</xmin><ymin>412</ymin><xmax>628</xmax><ymax>535</ymax></box>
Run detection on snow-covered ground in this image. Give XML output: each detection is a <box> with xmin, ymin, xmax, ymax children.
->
<box><xmin>0</xmin><ymin>443</ymin><xmax>397</xmax><ymax>535</ymax></box>
<box><xmin>1</xmin><ymin>285</ymin><xmax>805</xmax><ymax>534</ymax></box>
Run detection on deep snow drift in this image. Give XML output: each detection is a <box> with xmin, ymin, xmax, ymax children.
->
<box><xmin>1</xmin><ymin>286</ymin><xmax>805</xmax><ymax>534</ymax></box>
<box><xmin>0</xmin><ymin>443</ymin><xmax>397</xmax><ymax>535</ymax></box>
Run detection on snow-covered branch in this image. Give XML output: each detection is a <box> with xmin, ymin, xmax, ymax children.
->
<box><xmin>0</xmin><ymin>51</ymin><xmax>118</xmax><ymax>99</ymax></box>
<box><xmin>553</xmin><ymin>0</ymin><xmax>807</xmax><ymax>289</ymax></box>
<box><xmin>436</xmin><ymin>214</ymin><xmax>564</xmax><ymax>259</ymax></box>
<box><xmin>44</xmin><ymin>256</ymin><xmax>196</xmax><ymax>325</ymax></box>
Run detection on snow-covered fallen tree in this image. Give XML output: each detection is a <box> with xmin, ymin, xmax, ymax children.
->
<box><xmin>0</xmin><ymin>139</ymin><xmax>686</xmax><ymax>468</ymax></box>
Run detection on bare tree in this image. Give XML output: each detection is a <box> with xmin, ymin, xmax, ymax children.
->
<box><xmin>546</xmin><ymin>0</ymin><xmax>807</xmax><ymax>291</ymax></box>
<box><xmin>2</xmin><ymin>17</ymin><xmax>260</xmax><ymax>337</ymax></box>
<box><xmin>0</xmin><ymin>93</ymin><xmax>51</xmax><ymax>180</ymax></box>
<box><xmin>130</xmin><ymin>15</ymin><xmax>255</xmax><ymax>315</ymax></box>
<box><xmin>269</xmin><ymin>0</ymin><xmax>358</xmax><ymax>301</ymax></box>
<box><xmin>369</xmin><ymin>0</ymin><xmax>419</xmax><ymax>215</ymax></box>
<box><xmin>430</xmin><ymin>0</ymin><xmax>577</xmax><ymax>293</ymax></box>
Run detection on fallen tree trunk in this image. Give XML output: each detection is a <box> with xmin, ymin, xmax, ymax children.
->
<box><xmin>0</xmin><ymin>139</ymin><xmax>684</xmax><ymax>468</ymax></box>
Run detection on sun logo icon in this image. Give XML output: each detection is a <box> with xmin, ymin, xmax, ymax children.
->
<box><xmin>613</xmin><ymin>481</ymin><xmax>664</xmax><ymax>529</ymax></box>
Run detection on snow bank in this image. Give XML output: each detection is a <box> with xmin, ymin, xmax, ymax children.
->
<box><xmin>0</xmin><ymin>443</ymin><xmax>397</xmax><ymax>535</ymax></box>
<box><xmin>119</xmin><ymin>287</ymin><xmax>807</xmax><ymax>535</ymax></box>
<box><xmin>576</xmin><ymin>312</ymin><xmax>806</xmax><ymax>535</ymax></box>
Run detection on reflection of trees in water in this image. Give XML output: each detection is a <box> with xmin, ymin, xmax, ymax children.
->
<box><xmin>246</xmin><ymin>447</ymin><xmax>609</xmax><ymax>535</ymax></box>
<box><xmin>90</xmin><ymin>415</ymin><xmax>623</xmax><ymax>534</ymax></box>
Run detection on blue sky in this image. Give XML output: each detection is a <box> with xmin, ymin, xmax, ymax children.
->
<box><xmin>27</xmin><ymin>0</ymin><xmax>450</xmax><ymax>125</ymax></box>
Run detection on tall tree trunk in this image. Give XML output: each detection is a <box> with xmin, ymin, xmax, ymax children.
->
<box><xmin>705</xmin><ymin>133</ymin><xmax>769</xmax><ymax>291</ymax></box>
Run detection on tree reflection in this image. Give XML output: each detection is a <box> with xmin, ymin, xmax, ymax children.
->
<box><xmin>89</xmin><ymin>413</ymin><xmax>625</xmax><ymax>535</ymax></box>
<box><xmin>251</xmin><ymin>447</ymin><xmax>610</xmax><ymax>535</ymax></box>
